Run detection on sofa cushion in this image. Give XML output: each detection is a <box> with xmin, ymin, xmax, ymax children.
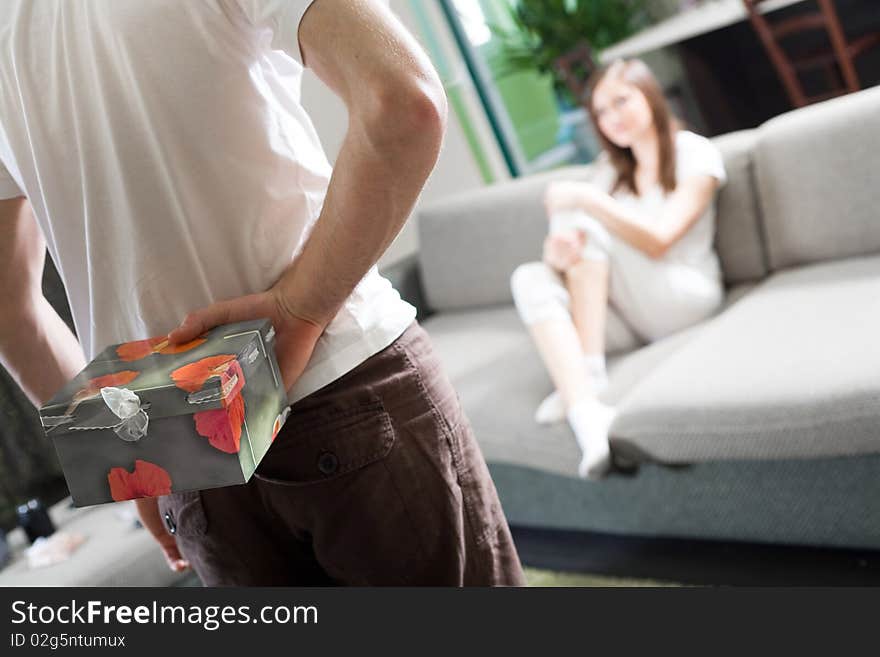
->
<box><xmin>755</xmin><ymin>86</ymin><xmax>880</xmax><ymax>271</ymax></box>
<box><xmin>420</xmin><ymin>299</ymin><xmax>738</xmax><ymax>477</ymax></box>
<box><xmin>711</xmin><ymin>130</ymin><xmax>768</xmax><ymax>284</ymax></box>
<box><xmin>611</xmin><ymin>255</ymin><xmax>880</xmax><ymax>463</ymax></box>
<box><xmin>417</xmin><ymin>165</ymin><xmax>598</xmax><ymax>312</ymax></box>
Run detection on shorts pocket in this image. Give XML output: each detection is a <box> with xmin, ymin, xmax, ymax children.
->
<box><xmin>254</xmin><ymin>399</ymin><xmax>396</xmax><ymax>486</ymax></box>
<box><xmin>448</xmin><ymin>411</ymin><xmax>506</xmax><ymax>548</ymax></box>
<box><xmin>157</xmin><ymin>490</ymin><xmax>209</xmax><ymax>538</ymax></box>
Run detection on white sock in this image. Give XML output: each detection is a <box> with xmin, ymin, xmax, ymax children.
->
<box><xmin>534</xmin><ymin>354</ymin><xmax>608</xmax><ymax>426</ymax></box>
<box><xmin>566</xmin><ymin>397</ymin><xmax>615</xmax><ymax>479</ymax></box>
<box><xmin>583</xmin><ymin>353</ymin><xmax>608</xmax><ymax>390</ymax></box>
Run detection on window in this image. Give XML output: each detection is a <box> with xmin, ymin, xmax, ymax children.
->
<box><xmin>439</xmin><ymin>0</ymin><xmax>598</xmax><ymax>176</ymax></box>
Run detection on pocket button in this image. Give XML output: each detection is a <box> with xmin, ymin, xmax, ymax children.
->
<box><xmin>317</xmin><ymin>452</ymin><xmax>339</xmax><ymax>476</ymax></box>
<box><xmin>164</xmin><ymin>511</ymin><xmax>177</xmax><ymax>535</ymax></box>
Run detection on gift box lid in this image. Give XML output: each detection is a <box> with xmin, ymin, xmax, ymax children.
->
<box><xmin>39</xmin><ymin>318</ymin><xmax>280</xmax><ymax>439</ymax></box>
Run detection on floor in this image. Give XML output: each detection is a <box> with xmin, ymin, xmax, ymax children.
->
<box><xmin>523</xmin><ymin>567</ymin><xmax>674</xmax><ymax>587</ymax></box>
<box><xmin>177</xmin><ymin>527</ymin><xmax>880</xmax><ymax>587</ymax></box>
<box><xmin>512</xmin><ymin>527</ymin><xmax>880</xmax><ymax>586</ymax></box>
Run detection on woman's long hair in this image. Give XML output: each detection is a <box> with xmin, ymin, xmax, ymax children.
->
<box><xmin>584</xmin><ymin>59</ymin><xmax>680</xmax><ymax>196</ymax></box>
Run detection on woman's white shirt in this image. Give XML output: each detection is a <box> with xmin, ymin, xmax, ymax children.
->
<box><xmin>605</xmin><ymin>130</ymin><xmax>728</xmax><ymax>282</ymax></box>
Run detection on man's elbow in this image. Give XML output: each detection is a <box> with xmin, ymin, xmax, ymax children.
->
<box><xmin>407</xmin><ymin>78</ymin><xmax>448</xmax><ymax>146</ymax></box>
<box><xmin>364</xmin><ymin>74</ymin><xmax>447</xmax><ymax>159</ymax></box>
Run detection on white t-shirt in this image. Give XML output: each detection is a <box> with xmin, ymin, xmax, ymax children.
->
<box><xmin>547</xmin><ymin>130</ymin><xmax>727</xmax><ymax>340</ymax></box>
<box><xmin>0</xmin><ymin>0</ymin><xmax>415</xmax><ymax>404</ymax></box>
<box><xmin>602</xmin><ymin>130</ymin><xmax>727</xmax><ymax>282</ymax></box>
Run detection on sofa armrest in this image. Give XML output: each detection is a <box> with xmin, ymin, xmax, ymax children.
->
<box><xmin>417</xmin><ymin>164</ymin><xmax>600</xmax><ymax>312</ymax></box>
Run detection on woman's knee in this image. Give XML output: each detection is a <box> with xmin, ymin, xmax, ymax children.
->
<box><xmin>510</xmin><ymin>261</ymin><xmax>552</xmax><ymax>296</ymax></box>
<box><xmin>510</xmin><ymin>261</ymin><xmax>569</xmax><ymax>325</ymax></box>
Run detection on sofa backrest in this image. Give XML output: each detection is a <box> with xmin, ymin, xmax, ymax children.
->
<box><xmin>417</xmin><ymin>165</ymin><xmax>596</xmax><ymax>312</ymax></box>
<box><xmin>417</xmin><ymin>141</ymin><xmax>769</xmax><ymax>313</ymax></box>
<box><xmin>755</xmin><ymin>85</ymin><xmax>880</xmax><ymax>271</ymax></box>
<box><xmin>416</xmin><ymin>87</ymin><xmax>879</xmax><ymax>312</ymax></box>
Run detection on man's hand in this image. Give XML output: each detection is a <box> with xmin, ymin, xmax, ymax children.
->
<box><xmin>543</xmin><ymin>230</ymin><xmax>586</xmax><ymax>274</ymax></box>
<box><xmin>165</xmin><ymin>285</ymin><xmax>324</xmax><ymax>396</ymax></box>
<box><xmin>134</xmin><ymin>498</ymin><xmax>190</xmax><ymax>573</ymax></box>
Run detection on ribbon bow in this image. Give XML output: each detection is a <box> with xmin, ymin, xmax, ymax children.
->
<box><xmin>99</xmin><ymin>386</ymin><xmax>149</xmax><ymax>442</ymax></box>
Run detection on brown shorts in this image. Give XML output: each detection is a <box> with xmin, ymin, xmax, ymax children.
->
<box><xmin>158</xmin><ymin>320</ymin><xmax>525</xmax><ymax>586</ymax></box>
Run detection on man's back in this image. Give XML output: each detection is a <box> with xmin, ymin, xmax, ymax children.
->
<box><xmin>0</xmin><ymin>1</ymin><xmax>528</xmax><ymax>587</ymax></box>
<box><xmin>0</xmin><ymin>0</ymin><xmax>414</xmax><ymax>402</ymax></box>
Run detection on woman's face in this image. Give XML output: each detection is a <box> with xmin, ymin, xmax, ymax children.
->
<box><xmin>591</xmin><ymin>77</ymin><xmax>654</xmax><ymax>148</ymax></box>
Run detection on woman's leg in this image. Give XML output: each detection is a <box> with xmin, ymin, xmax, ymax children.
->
<box><xmin>510</xmin><ymin>259</ymin><xmax>615</xmax><ymax>479</ymax></box>
<box><xmin>559</xmin><ymin>256</ymin><xmax>617</xmax><ymax>479</ymax></box>
<box><xmin>527</xmin><ymin>315</ymin><xmax>594</xmax><ymax>409</ymax></box>
<box><xmin>510</xmin><ymin>261</ymin><xmax>592</xmax><ymax>408</ymax></box>
<box><xmin>567</xmin><ymin>258</ymin><xmax>609</xmax><ymax>360</ymax></box>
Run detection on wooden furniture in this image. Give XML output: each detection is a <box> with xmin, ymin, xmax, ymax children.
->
<box><xmin>601</xmin><ymin>0</ymin><xmax>807</xmax><ymax>61</ymax></box>
<box><xmin>744</xmin><ymin>0</ymin><xmax>880</xmax><ymax>106</ymax></box>
<box><xmin>553</xmin><ymin>42</ymin><xmax>598</xmax><ymax>103</ymax></box>
<box><xmin>599</xmin><ymin>0</ymin><xmax>811</xmax><ymax>135</ymax></box>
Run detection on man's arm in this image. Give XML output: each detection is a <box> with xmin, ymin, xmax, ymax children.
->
<box><xmin>169</xmin><ymin>0</ymin><xmax>448</xmax><ymax>391</ymax></box>
<box><xmin>0</xmin><ymin>197</ymin><xmax>192</xmax><ymax>572</ymax></box>
<box><xmin>0</xmin><ymin>197</ymin><xmax>86</xmax><ymax>407</ymax></box>
<box><xmin>274</xmin><ymin>0</ymin><xmax>447</xmax><ymax>327</ymax></box>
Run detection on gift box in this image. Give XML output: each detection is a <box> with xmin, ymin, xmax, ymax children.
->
<box><xmin>39</xmin><ymin>318</ymin><xmax>290</xmax><ymax>507</ymax></box>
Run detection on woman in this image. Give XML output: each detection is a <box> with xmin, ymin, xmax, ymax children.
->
<box><xmin>510</xmin><ymin>59</ymin><xmax>727</xmax><ymax>479</ymax></box>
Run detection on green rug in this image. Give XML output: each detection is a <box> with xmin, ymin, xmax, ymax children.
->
<box><xmin>523</xmin><ymin>567</ymin><xmax>678</xmax><ymax>587</ymax></box>
<box><xmin>178</xmin><ymin>568</ymin><xmax>678</xmax><ymax>587</ymax></box>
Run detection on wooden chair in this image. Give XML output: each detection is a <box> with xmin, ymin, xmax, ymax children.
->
<box><xmin>743</xmin><ymin>0</ymin><xmax>880</xmax><ymax>107</ymax></box>
<box><xmin>553</xmin><ymin>42</ymin><xmax>598</xmax><ymax>104</ymax></box>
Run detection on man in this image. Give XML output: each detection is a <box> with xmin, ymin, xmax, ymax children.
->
<box><xmin>0</xmin><ymin>0</ymin><xmax>525</xmax><ymax>586</ymax></box>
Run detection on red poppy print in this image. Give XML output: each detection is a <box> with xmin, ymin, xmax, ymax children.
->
<box><xmin>107</xmin><ymin>459</ymin><xmax>173</xmax><ymax>501</ymax></box>
<box><xmin>170</xmin><ymin>354</ymin><xmax>244</xmax><ymax>407</ymax></box>
<box><xmin>116</xmin><ymin>335</ymin><xmax>206</xmax><ymax>362</ymax></box>
<box><xmin>86</xmin><ymin>370</ymin><xmax>141</xmax><ymax>392</ymax></box>
<box><xmin>219</xmin><ymin>359</ymin><xmax>245</xmax><ymax>407</ymax></box>
<box><xmin>171</xmin><ymin>354</ymin><xmax>236</xmax><ymax>392</ymax></box>
<box><xmin>193</xmin><ymin>391</ymin><xmax>245</xmax><ymax>453</ymax></box>
<box><xmin>66</xmin><ymin>370</ymin><xmax>141</xmax><ymax>415</ymax></box>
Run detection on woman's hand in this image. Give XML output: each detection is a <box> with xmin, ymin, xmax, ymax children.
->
<box><xmin>543</xmin><ymin>230</ymin><xmax>586</xmax><ymax>273</ymax></box>
<box><xmin>165</xmin><ymin>285</ymin><xmax>326</xmax><ymax>397</ymax></box>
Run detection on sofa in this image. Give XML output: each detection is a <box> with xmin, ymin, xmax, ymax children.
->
<box><xmin>383</xmin><ymin>85</ymin><xmax>880</xmax><ymax>551</ymax></box>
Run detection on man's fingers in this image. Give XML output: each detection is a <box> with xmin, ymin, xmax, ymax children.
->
<box><xmin>167</xmin><ymin>293</ymin><xmax>269</xmax><ymax>344</ymax></box>
<box><xmin>167</xmin><ymin>306</ymin><xmax>227</xmax><ymax>344</ymax></box>
<box><xmin>162</xmin><ymin>544</ymin><xmax>191</xmax><ymax>573</ymax></box>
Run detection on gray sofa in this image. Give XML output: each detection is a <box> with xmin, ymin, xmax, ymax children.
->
<box><xmin>385</xmin><ymin>85</ymin><xmax>880</xmax><ymax>551</ymax></box>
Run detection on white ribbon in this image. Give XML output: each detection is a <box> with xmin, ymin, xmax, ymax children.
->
<box><xmin>99</xmin><ymin>386</ymin><xmax>149</xmax><ymax>442</ymax></box>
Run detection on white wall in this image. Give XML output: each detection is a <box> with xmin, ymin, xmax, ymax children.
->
<box><xmin>300</xmin><ymin>0</ymin><xmax>494</xmax><ymax>267</ymax></box>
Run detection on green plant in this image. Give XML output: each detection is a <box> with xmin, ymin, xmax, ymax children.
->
<box><xmin>492</xmin><ymin>0</ymin><xmax>648</xmax><ymax>95</ymax></box>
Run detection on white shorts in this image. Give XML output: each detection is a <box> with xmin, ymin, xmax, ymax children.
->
<box><xmin>510</xmin><ymin>211</ymin><xmax>723</xmax><ymax>347</ymax></box>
